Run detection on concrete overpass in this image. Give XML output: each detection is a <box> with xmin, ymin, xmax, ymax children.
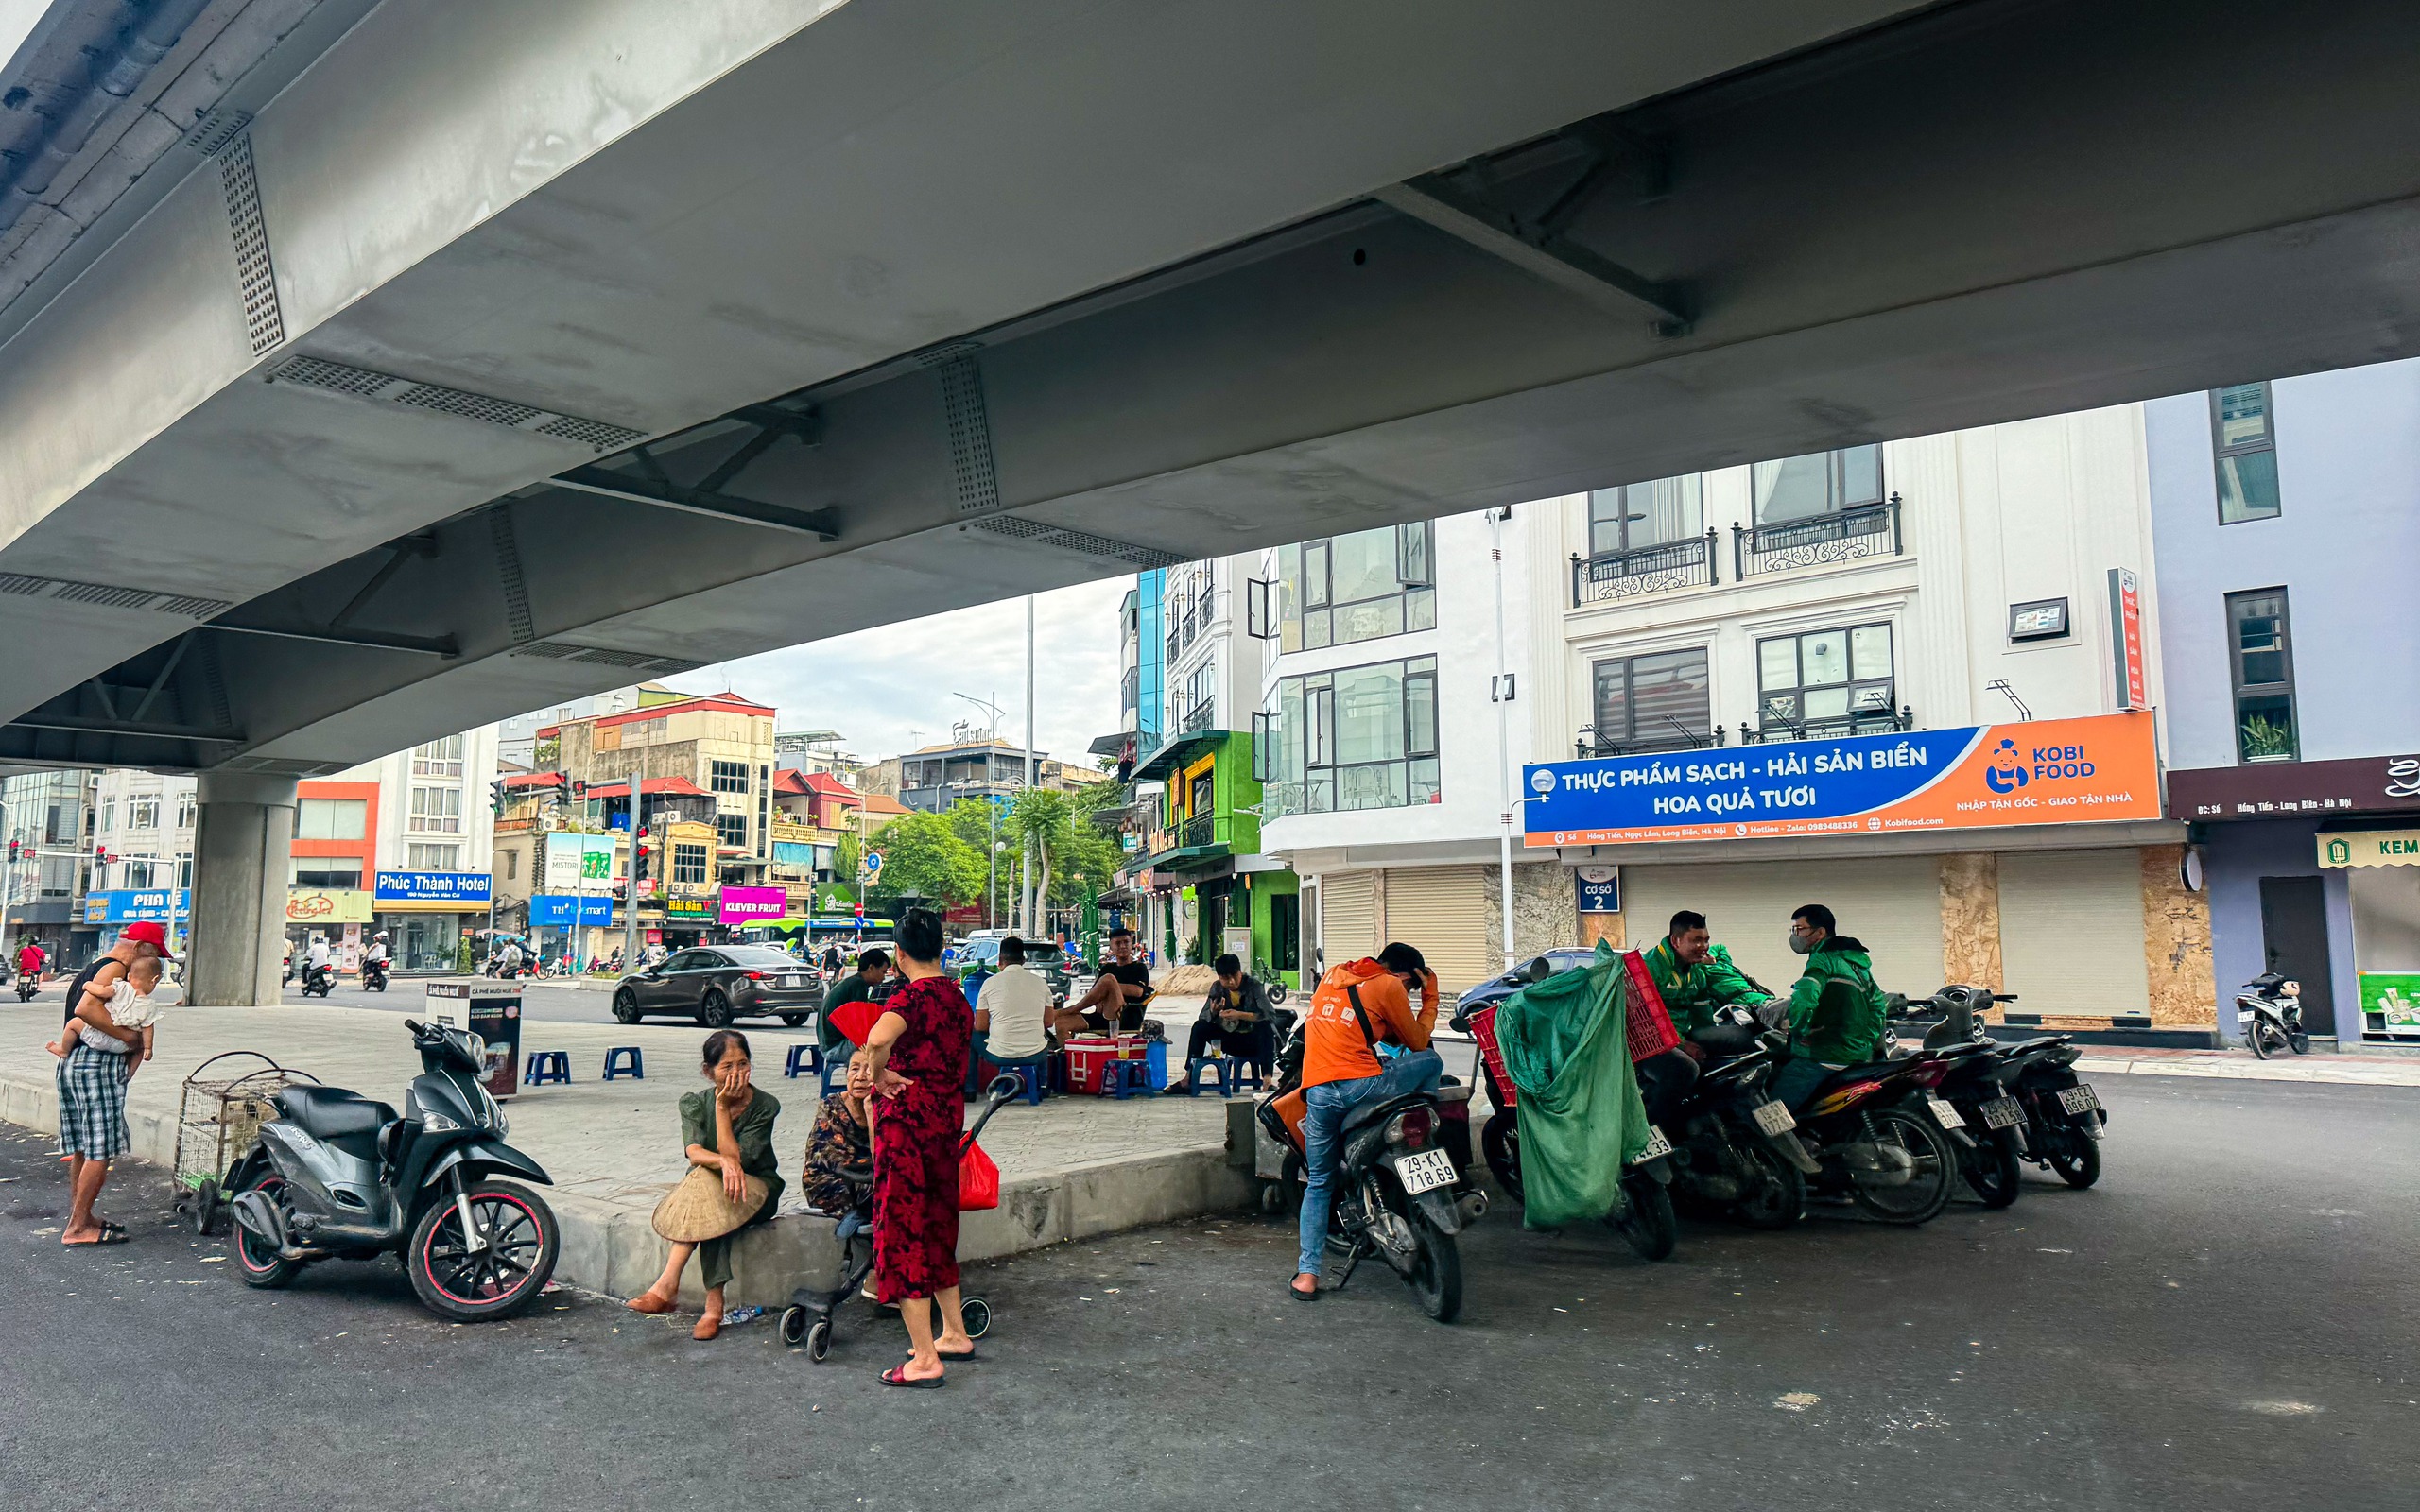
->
<box><xmin>6</xmin><ymin>0</ymin><xmax>2419</xmax><ymax>1000</ymax></box>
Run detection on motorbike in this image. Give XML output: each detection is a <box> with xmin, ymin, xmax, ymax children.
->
<box><xmin>1456</xmin><ymin>976</ymin><xmax>1679</xmax><ymax>1263</ymax></box>
<box><xmin>14</xmin><ymin>968</ymin><xmax>38</xmax><ymax>1002</ymax></box>
<box><xmin>1259</xmin><ymin>1042</ymin><xmax>1484</xmax><ymax>1323</ymax></box>
<box><xmin>1654</xmin><ymin>1012</ymin><xmax>1819</xmax><ymax>1229</ymax></box>
<box><xmin>2237</xmin><ymin>971</ymin><xmax>2309</xmax><ymax>1058</ymax></box>
<box><xmin>1903</xmin><ymin>986</ymin><xmax>2108</xmax><ymax>1194</ymax></box>
<box><xmin>361</xmin><ymin>956</ymin><xmax>389</xmax><ymax>992</ymax></box>
<box><xmin>1789</xmin><ymin>1027</ymin><xmax>1967</xmax><ymax>1226</ymax></box>
<box><xmin>299</xmin><ymin>961</ymin><xmax>338</xmax><ymax>998</ymax></box>
<box><xmin>226</xmin><ymin>1019</ymin><xmax>560</xmax><ymax>1320</ymax></box>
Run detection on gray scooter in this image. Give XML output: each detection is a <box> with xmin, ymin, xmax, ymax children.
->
<box><xmin>227</xmin><ymin>1019</ymin><xmax>560</xmax><ymax>1321</ymax></box>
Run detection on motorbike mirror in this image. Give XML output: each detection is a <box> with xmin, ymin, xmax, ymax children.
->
<box><xmin>1521</xmin><ymin>955</ymin><xmax>1553</xmax><ymax>984</ymax></box>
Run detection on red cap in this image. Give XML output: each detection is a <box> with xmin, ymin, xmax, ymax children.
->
<box><xmin>121</xmin><ymin>920</ymin><xmax>179</xmax><ymax>959</ymax></box>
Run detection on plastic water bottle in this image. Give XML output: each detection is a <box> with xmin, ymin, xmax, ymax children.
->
<box><xmin>720</xmin><ymin>1305</ymin><xmax>765</xmax><ymax>1327</ymax></box>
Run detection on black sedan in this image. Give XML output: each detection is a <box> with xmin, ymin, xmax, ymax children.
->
<box><xmin>613</xmin><ymin>946</ymin><xmax>826</xmax><ymax>1027</ymax></box>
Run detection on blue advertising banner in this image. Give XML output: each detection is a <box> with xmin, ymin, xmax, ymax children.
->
<box><xmin>83</xmin><ymin>889</ymin><xmax>190</xmax><ymax>925</ymax></box>
<box><xmin>528</xmin><ymin>894</ymin><xmax>614</xmax><ymax>928</ymax></box>
<box><xmin>1523</xmin><ymin>713</ymin><xmax>2162</xmax><ymax>848</ymax></box>
<box><xmin>374</xmin><ymin>870</ymin><xmax>493</xmax><ymax>904</ymax></box>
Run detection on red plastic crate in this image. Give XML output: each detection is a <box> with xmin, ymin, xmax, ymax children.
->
<box><xmin>1618</xmin><ymin>950</ymin><xmax>1682</xmax><ymax>1062</ymax></box>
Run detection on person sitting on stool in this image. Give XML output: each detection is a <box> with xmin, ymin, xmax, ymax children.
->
<box><xmin>1187</xmin><ymin>954</ymin><xmax>1274</xmax><ymax>1072</ymax></box>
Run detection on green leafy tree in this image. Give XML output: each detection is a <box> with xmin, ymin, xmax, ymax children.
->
<box><xmin>866</xmin><ymin>811</ymin><xmax>985</xmax><ymax>908</ymax></box>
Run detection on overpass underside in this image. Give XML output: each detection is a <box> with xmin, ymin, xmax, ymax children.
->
<box><xmin>4</xmin><ymin>0</ymin><xmax>2418</xmax><ymax>776</ymax></box>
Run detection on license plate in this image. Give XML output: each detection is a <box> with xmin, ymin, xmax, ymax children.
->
<box><xmin>1753</xmin><ymin>1100</ymin><xmax>1796</xmax><ymax>1136</ymax></box>
<box><xmin>1393</xmin><ymin>1147</ymin><xmax>1458</xmax><ymax>1195</ymax></box>
<box><xmin>1927</xmin><ymin>1096</ymin><xmax>1966</xmax><ymax>1130</ymax></box>
<box><xmin>1979</xmin><ymin>1096</ymin><xmax>2023</xmax><ymax>1130</ymax></box>
<box><xmin>1630</xmin><ymin>1124</ymin><xmax>1674</xmax><ymax>1164</ymax></box>
<box><xmin>2057</xmin><ymin>1084</ymin><xmax>2101</xmax><ymax>1117</ymax></box>
<box><xmin>781</xmin><ymin>976</ymin><xmax>802</xmax><ymax>988</ymax></box>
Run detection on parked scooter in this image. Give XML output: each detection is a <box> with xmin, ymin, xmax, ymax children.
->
<box><xmin>227</xmin><ymin>1019</ymin><xmax>559</xmax><ymax>1320</ymax></box>
<box><xmin>1902</xmin><ymin>985</ymin><xmax>2109</xmax><ymax>1193</ymax></box>
<box><xmin>1656</xmin><ymin>1011</ymin><xmax>1820</xmax><ymax>1229</ymax></box>
<box><xmin>2237</xmin><ymin>971</ymin><xmax>2309</xmax><ymax>1058</ymax></box>
<box><xmin>1259</xmin><ymin>1040</ymin><xmax>1484</xmax><ymax>1323</ymax></box>
<box><xmin>1790</xmin><ymin>1040</ymin><xmax>1966</xmax><ymax>1226</ymax></box>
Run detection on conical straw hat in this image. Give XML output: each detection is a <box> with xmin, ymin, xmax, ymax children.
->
<box><xmin>650</xmin><ymin>1164</ymin><xmax>769</xmax><ymax>1243</ymax></box>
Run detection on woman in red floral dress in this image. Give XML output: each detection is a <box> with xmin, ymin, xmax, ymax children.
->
<box><xmin>860</xmin><ymin>906</ymin><xmax>975</xmax><ymax>1387</ymax></box>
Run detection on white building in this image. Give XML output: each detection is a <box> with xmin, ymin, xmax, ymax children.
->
<box><xmin>88</xmin><ymin>768</ymin><xmax>199</xmax><ymax>953</ymax></box>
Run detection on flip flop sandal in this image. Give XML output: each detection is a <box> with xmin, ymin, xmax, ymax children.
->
<box><xmin>936</xmin><ymin>1349</ymin><xmax>980</xmax><ymax>1363</ymax></box>
<box><xmin>1289</xmin><ymin>1282</ymin><xmax>1320</xmax><ymax>1301</ymax></box>
<box><xmin>877</xmin><ymin>1366</ymin><xmax>945</xmax><ymax>1389</ymax></box>
<box><xmin>65</xmin><ymin>1228</ymin><xmax>129</xmax><ymax>1246</ymax></box>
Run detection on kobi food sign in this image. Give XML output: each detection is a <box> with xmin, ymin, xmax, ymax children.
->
<box><xmin>1524</xmin><ymin>713</ymin><xmax>2161</xmax><ymax>848</ymax></box>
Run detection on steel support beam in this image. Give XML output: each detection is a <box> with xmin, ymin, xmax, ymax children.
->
<box><xmin>5</xmin><ymin>713</ymin><xmax>245</xmax><ymax>745</ymax></box>
<box><xmin>1373</xmin><ymin>175</ymin><xmax>1689</xmax><ymax>334</ymax></box>
<box><xmin>554</xmin><ymin>462</ymin><xmax>839</xmax><ymax>541</ymax></box>
<box><xmin>202</xmin><ymin>622</ymin><xmax>459</xmax><ymax>658</ymax></box>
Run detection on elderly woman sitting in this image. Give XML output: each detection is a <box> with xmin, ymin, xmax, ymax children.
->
<box><xmin>801</xmin><ymin>1050</ymin><xmax>875</xmax><ymax>1220</ymax></box>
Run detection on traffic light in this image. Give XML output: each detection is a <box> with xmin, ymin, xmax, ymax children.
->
<box><xmin>5</xmin><ymin>840</ymin><xmax>16</xmax><ymax>862</ymax></box>
<box><xmin>570</xmin><ymin>777</ymin><xmax>587</xmax><ymax>801</ymax></box>
<box><xmin>490</xmin><ymin>777</ymin><xmax>508</xmax><ymax>816</ymax></box>
<box><xmin>632</xmin><ymin>826</ymin><xmax>651</xmax><ymax>883</ymax></box>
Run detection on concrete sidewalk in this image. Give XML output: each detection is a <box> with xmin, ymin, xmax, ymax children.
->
<box><xmin>0</xmin><ymin>1000</ymin><xmax>1255</xmax><ymax>1309</ymax></box>
<box><xmin>2067</xmin><ymin>1043</ymin><xmax>2420</xmax><ymax>1088</ymax></box>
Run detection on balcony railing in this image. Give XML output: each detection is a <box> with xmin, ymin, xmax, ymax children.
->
<box><xmin>1743</xmin><ymin>706</ymin><xmax>1915</xmax><ymax>744</ymax></box>
<box><xmin>1179</xmin><ymin>700</ymin><xmax>1218</xmax><ymax>735</ymax></box>
<box><xmin>1574</xmin><ymin>724</ymin><xmax>1725</xmax><ymax>760</ymax></box>
<box><xmin>1144</xmin><ymin>811</ymin><xmax>1236</xmax><ymax>864</ymax></box>
<box><xmin>1733</xmin><ymin>495</ymin><xmax>1903</xmax><ymax>578</ymax></box>
<box><xmin>1570</xmin><ymin>530</ymin><xmax>1719</xmax><ymax>606</ymax></box>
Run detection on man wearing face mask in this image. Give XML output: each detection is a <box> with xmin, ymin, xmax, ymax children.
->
<box><xmin>1767</xmin><ymin>903</ymin><xmax>1892</xmax><ymax>1111</ymax></box>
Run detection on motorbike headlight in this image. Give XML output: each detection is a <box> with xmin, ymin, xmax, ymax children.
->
<box><xmin>421</xmin><ymin>1111</ymin><xmax>461</xmax><ymax>1134</ymax></box>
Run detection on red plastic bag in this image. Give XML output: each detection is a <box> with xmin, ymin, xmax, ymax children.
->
<box><xmin>827</xmin><ymin>996</ymin><xmax>882</xmax><ymax>1047</ymax></box>
<box><xmin>958</xmin><ymin>1140</ymin><xmax>1000</xmax><ymax>1211</ymax></box>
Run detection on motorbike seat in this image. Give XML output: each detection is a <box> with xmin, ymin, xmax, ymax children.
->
<box><xmin>276</xmin><ymin>1086</ymin><xmax>398</xmax><ymax>1148</ymax></box>
<box><xmin>1342</xmin><ymin>1091</ymin><xmax>1437</xmax><ymax>1137</ymax></box>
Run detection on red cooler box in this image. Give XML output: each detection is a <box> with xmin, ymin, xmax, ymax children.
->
<box><xmin>1063</xmin><ymin>1034</ymin><xmax>1150</xmax><ymax>1095</ymax></box>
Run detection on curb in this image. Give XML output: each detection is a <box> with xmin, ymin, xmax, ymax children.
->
<box><xmin>0</xmin><ymin>1070</ymin><xmax>1256</xmax><ymax>1309</ymax></box>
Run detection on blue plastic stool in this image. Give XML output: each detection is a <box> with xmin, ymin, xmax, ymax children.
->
<box><xmin>821</xmin><ymin>1057</ymin><xmax>850</xmax><ymax>1096</ymax></box>
<box><xmin>524</xmin><ymin>1050</ymin><xmax>570</xmax><ymax>1087</ymax></box>
<box><xmin>1231</xmin><ymin>1057</ymin><xmax>1266</xmax><ymax>1093</ymax></box>
<box><xmin>1107</xmin><ymin>1058</ymin><xmax>1154</xmax><ymax>1099</ymax></box>
<box><xmin>1178</xmin><ymin>1057</ymin><xmax>1239</xmax><ymax>1097</ymax></box>
<box><xmin>981</xmin><ymin>1057</ymin><xmax>1048</xmax><ymax>1106</ymax></box>
<box><xmin>784</xmin><ymin>1042</ymin><xmax>823</xmax><ymax>1080</ymax></box>
<box><xmin>602</xmin><ymin>1046</ymin><xmax>644</xmax><ymax>1081</ymax></box>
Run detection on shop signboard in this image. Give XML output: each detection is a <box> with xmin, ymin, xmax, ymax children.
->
<box><xmin>83</xmin><ymin>888</ymin><xmax>190</xmax><ymax>925</ymax></box>
<box><xmin>717</xmin><ymin>885</ymin><xmax>787</xmax><ymax>925</ymax></box>
<box><xmin>664</xmin><ymin>896</ymin><xmax>714</xmax><ymax>920</ymax></box>
<box><xmin>528</xmin><ymin>894</ymin><xmax>614</xmax><ymax>928</ymax></box>
<box><xmin>543</xmin><ymin>833</ymin><xmax>617</xmax><ymax>892</ymax></box>
<box><xmin>2169</xmin><ymin>754</ymin><xmax>2420</xmax><ymax>821</ymax></box>
<box><xmin>2362</xmin><ymin>974</ymin><xmax>2420</xmax><ymax>1034</ymax></box>
<box><xmin>1524</xmin><ymin>713</ymin><xmax>2161</xmax><ymax>849</ymax></box>
<box><xmin>285</xmin><ymin>888</ymin><xmax>373</xmax><ymax>924</ymax></box>
<box><xmin>2317</xmin><ymin>830</ymin><xmax>2420</xmax><ymax>868</ymax></box>
<box><xmin>374</xmin><ymin>870</ymin><xmax>493</xmax><ymax>905</ymax></box>
<box><xmin>2107</xmin><ymin>567</ymin><xmax>2148</xmax><ymax>712</ymax></box>
<box><xmin>1575</xmin><ymin>864</ymin><xmax>1621</xmax><ymax>914</ymax></box>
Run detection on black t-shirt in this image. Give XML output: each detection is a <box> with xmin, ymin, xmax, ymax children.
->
<box><xmin>62</xmin><ymin>955</ymin><xmax>124</xmax><ymax>1023</ymax></box>
<box><xmin>1100</xmin><ymin>960</ymin><xmax>1152</xmax><ymax>1032</ymax></box>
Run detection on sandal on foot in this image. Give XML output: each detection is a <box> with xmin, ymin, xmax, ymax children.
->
<box><xmin>626</xmin><ymin>1292</ymin><xmax>677</xmax><ymax>1314</ymax></box>
<box><xmin>692</xmin><ymin>1314</ymin><xmax>721</xmax><ymax>1341</ymax></box>
<box><xmin>878</xmin><ymin>1366</ymin><xmax>945</xmax><ymax>1389</ymax></box>
<box><xmin>63</xmin><ymin>1228</ymin><xmax>129</xmax><ymax>1246</ymax></box>
<box><xmin>937</xmin><ymin>1348</ymin><xmax>980</xmax><ymax>1363</ymax></box>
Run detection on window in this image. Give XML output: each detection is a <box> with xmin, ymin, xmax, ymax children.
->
<box><xmin>98</xmin><ymin>798</ymin><xmax>114</xmax><ymax>833</ymax></box>
<box><xmin>673</xmin><ymin>843</ymin><xmax>710</xmax><ymax>886</ymax></box>
<box><xmin>178</xmin><ymin>857</ymin><xmax>193</xmax><ymax>888</ymax></box>
<box><xmin>406</xmin><ymin>843</ymin><xmax>460</xmax><ymax>870</ymax></box>
<box><xmin>710</xmin><ymin>760</ymin><xmax>750</xmax><ymax>794</ymax></box>
<box><xmin>1263</xmin><ymin>655</ymin><xmax>1439</xmax><ymax>815</ymax></box>
<box><xmin>1591</xmin><ymin>650</ymin><xmax>1713</xmax><ymax>751</ymax></box>
<box><xmin>408</xmin><ymin>785</ymin><xmax>462</xmax><ymax>834</ymax></box>
<box><xmin>716</xmin><ymin>813</ymin><xmax>749</xmax><ymax>850</ymax></box>
<box><xmin>2210</xmin><ymin>383</ymin><xmax>2281</xmax><ymax>524</ymax></box>
<box><xmin>1180</xmin><ymin>659</ymin><xmax>1218</xmax><ymax>731</ymax></box>
<box><xmin>502</xmin><ymin>850</ymin><xmax>519</xmax><ymax>881</ymax></box>
<box><xmin>1588</xmin><ymin>475</ymin><xmax>1703</xmax><ymax>558</ymax></box>
<box><xmin>176</xmin><ymin>794</ymin><xmax>196</xmax><ymax>829</ymax></box>
<box><xmin>295</xmin><ymin>798</ymin><xmax>367</xmax><ymax>841</ymax></box>
<box><xmin>1276</xmin><ymin>524</ymin><xmax>1438</xmax><ymax>652</ymax></box>
<box><xmin>411</xmin><ymin>734</ymin><xmax>464</xmax><ymax>778</ymax></box>
<box><xmin>130</xmin><ymin>797</ymin><xmax>159</xmax><ymax>829</ymax></box>
<box><xmin>2226</xmin><ymin>589</ymin><xmax>2297</xmax><ymax>762</ymax></box>
<box><xmin>290</xmin><ymin>867</ymin><xmax>362</xmax><ymax>888</ymax></box>
<box><xmin>1757</xmin><ymin>623</ymin><xmax>1896</xmax><ymax>738</ymax></box>
<box><xmin>125</xmin><ymin>859</ymin><xmax>156</xmax><ymax>888</ymax></box>
<box><xmin>1751</xmin><ymin>445</ymin><xmax>1884</xmax><ymax>525</ymax></box>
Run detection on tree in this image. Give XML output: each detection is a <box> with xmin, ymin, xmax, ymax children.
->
<box><xmin>833</xmin><ymin>832</ymin><xmax>861</xmax><ymax>894</ymax></box>
<box><xmin>865</xmin><ymin>811</ymin><xmax>984</xmax><ymax>908</ymax></box>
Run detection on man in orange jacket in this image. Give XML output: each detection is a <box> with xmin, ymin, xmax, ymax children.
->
<box><xmin>1292</xmin><ymin>942</ymin><xmax>1443</xmax><ymax>1300</ymax></box>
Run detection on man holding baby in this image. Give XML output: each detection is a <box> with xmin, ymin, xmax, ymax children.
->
<box><xmin>49</xmin><ymin>920</ymin><xmax>176</xmax><ymax>1247</ymax></box>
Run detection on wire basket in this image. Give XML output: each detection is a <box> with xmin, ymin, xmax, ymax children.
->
<box><xmin>171</xmin><ymin>1052</ymin><xmax>317</xmax><ymax>1235</ymax></box>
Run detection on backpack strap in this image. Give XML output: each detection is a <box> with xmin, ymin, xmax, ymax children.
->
<box><xmin>1343</xmin><ymin>982</ymin><xmax>1383</xmax><ymax>1052</ymax></box>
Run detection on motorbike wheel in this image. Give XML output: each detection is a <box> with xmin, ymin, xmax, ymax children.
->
<box><xmin>1733</xmin><ymin>1140</ymin><xmax>1806</xmax><ymax>1230</ymax></box>
<box><xmin>2288</xmin><ymin>1032</ymin><xmax>2310</xmax><ymax>1056</ymax></box>
<box><xmin>372</xmin><ymin>977</ymin><xmax>387</xmax><ymax>993</ymax></box>
<box><xmin>232</xmin><ymin>1168</ymin><xmax>303</xmax><ymax>1289</ymax></box>
<box><xmin>1398</xmin><ymin>1201</ymin><xmax>1463</xmax><ymax>1324</ymax></box>
<box><xmin>613</xmin><ymin>989</ymin><xmax>642</xmax><ymax>1025</ymax></box>
<box><xmin>697</xmin><ymin>992</ymin><xmax>733</xmax><ymax>1029</ymax></box>
<box><xmin>406</xmin><ymin>1179</ymin><xmax>561</xmax><ymax>1322</ymax></box>
<box><xmin>1480</xmin><ymin>1112</ymin><xmax>1523</xmax><ymax>1203</ymax></box>
<box><xmin>1846</xmin><ymin>1108</ymin><xmax>1956</xmax><ymax>1226</ymax></box>
<box><xmin>2245</xmin><ymin>1022</ymin><xmax>2273</xmax><ymax>1059</ymax></box>
<box><xmin>1962</xmin><ymin>1128</ymin><xmax>2024</xmax><ymax>1210</ymax></box>
<box><xmin>1609</xmin><ymin>1170</ymin><xmax>1677</xmax><ymax>1262</ymax></box>
<box><xmin>2045</xmin><ymin>1132</ymin><xmax>2101</xmax><ymax>1190</ymax></box>
<box><xmin>188</xmin><ymin>1177</ymin><xmax>222</xmax><ymax>1236</ymax></box>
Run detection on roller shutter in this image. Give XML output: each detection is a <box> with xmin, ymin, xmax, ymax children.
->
<box><xmin>1997</xmin><ymin>849</ymin><xmax>2149</xmax><ymax>1018</ymax></box>
<box><xmin>1379</xmin><ymin>865</ymin><xmax>1494</xmax><ymax>994</ymax></box>
<box><xmin>1621</xmin><ymin>856</ymin><xmax>1947</xmax><ymax>1003</ymax></box>
<box><xmin>1318</xmin><ymin>870</ymin><xmax>1376</xmax><ymax>971</ymax></box>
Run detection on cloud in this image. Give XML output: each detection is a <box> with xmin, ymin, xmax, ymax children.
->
<box><xmin>662</xmin><ymin>577</ymin><xmax>1132</xmax><ymax>768</ymax></box>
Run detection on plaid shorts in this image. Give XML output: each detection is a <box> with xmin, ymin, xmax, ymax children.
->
<box><xmin>56</xmin><ymin>1043</ymin><xmax>130</xmax><ymax>1160</ymax></box>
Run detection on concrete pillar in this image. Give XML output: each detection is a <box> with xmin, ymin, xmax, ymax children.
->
<box><xmin>188</xmin><ymin>772</ymin><xmax>297</xmax><ymax>1006</ymax></box>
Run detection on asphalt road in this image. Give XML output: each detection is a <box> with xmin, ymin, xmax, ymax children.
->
<box><xmin>288</xmin><ymin>975</ymin><xmax>731</xmax><ymax>1026</ymax></box>
<box><xmin>3</xmin><ymin>1076</ymin><xmax>2412</xmax><ymax>1511</ymax></box>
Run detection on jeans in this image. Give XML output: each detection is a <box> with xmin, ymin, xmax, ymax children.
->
<box><xmin>1185</xmin><ymin>1020</ymin><xmax>1274</xmax><ymax>1071</ymax></box>
<box><xmin>1769</xmin><ymin>1057</ymin><xmax>1837</xmax><ymax>1113</ymax></box>
<box><xmin>1295</xmin><ymin>1049</ymin><xmax>1445</xmax><ymax>1278</ymax></box>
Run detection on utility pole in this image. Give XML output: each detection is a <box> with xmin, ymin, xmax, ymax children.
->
<box><xmin>1491</xmin><ymin>507</ymin><xmax>1518</xmax><ymax>973</ymax></box>
<box><xmin>1024</xmin><ymin>594</ymin><xmax>1037</xmax><ymax>937</ymax></box>
<box><xmin>954</xmin><ymin>690</ymin><xmax>1009</xmax><ymax>931</ymax></box>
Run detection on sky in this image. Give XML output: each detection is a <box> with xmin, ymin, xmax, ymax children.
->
<box><xmin>662</xmin><ymin>577</ymin><xmax>1132</xmax><ymax>769</ymax></box>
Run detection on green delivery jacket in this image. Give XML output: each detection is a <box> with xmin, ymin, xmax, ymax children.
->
<box><xmin>1784</xmin><ymin>937</ymin><xmax>1891</xmax><ymax>1066</ymax></box>
<box><xmin>1639</xmin><ymin>938</ymin><xmax>1769</xmax><ymax>1036</ymax></box>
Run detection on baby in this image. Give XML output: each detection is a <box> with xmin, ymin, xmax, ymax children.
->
<box><xmin>45</xmin><ymin>956</ymin><xmax>167</xmax><ymax>1064</ymax></box>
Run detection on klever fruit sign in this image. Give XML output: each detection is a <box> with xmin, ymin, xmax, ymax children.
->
<box><xmin>1523</xmin><ymin>713</ymin><xmax>2160</xmax><ymax>847</ymax></box>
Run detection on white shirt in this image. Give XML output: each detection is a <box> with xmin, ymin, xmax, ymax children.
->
<box><xmin>78</xmin><ymin>978</ymin><xmax>166</xmax><ymax>1052</ymax></box>
<box><xmin>978</xmin><ymin>965</ymin><xmax>1054</xmax><ymax>1061</ymax></box>
<box><xmin>365</xmin><ymin>942</ymin><xmax>389</xmax><ymax>963</ymax></box>
<box><xmin>307</xmin><ymin>940</ymin><xmax>331</xmax><ymax>968</ymax></box>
